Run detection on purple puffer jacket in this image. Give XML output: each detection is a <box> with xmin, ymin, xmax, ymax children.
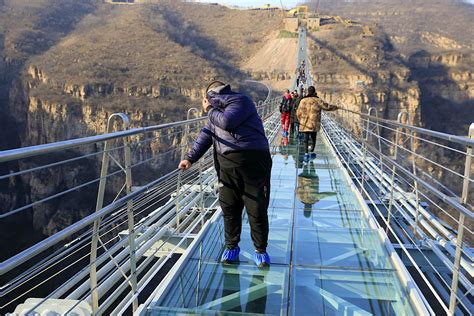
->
<box><xmin>186</xmin><ymin>85</ymin><xmax>269</xmax><ymax>163</ymax></box>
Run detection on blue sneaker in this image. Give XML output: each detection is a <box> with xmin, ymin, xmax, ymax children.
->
<box><xmin>221</xmin><ymin>246</ymin><xmax>240</xmax><ymax>264</ymax></box>
<box><xmin>310</xmin><ymin>153</ymin><xmax>317</xmax><ymax>159</ymax></box>
<box><xmin>281</xmin><ymin>130</ymin><xmax>286</xmax><ymax>137</ymax></box>
<box><xmin>254</xmin><ymin>251</ymin><xmax>271</xmax><ymax>268</ymax></box>
<box><xmin>303</xmin><ymin>153</ymin><xmax>310</xmax><ymax>162</ymax></box>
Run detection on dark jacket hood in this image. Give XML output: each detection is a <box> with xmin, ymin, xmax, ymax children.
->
<box><xmin>207</xmin><ymin>84</ymin><xmax>234</xmax><ymax>109</ymax></box>
<box><xmin>186</xmin><ymin>87</ymin><xmax>269</xmax><ymax>163</ymax></box>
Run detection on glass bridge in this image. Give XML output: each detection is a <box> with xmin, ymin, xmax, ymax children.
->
<box><xmin>145</xmin><ymin>134</ymin><xmax>419</xmax><ymax>315</ymax></box>
<box><xmin>2</xmin><ymin>26</ymin><xmax>471</xmax><ymax>316</ymax></box>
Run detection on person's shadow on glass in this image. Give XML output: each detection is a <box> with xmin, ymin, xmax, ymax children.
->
<box><xmin>221</xmin><ymin>269</ymin><xmax>267</xmax><ymax>314</ymax></box>
<box><xmin>283</xmin><ymin>136</ymin><xmax>305</xmax><ymax>169</ymax></box>
<box><xmin>296</xmin><ymin>162</ymin><xmax>337</xmax><ymax>217</ymax></box>
<box><xmin>279</xmin><ymin>136</ymin><xmax>289</xmax><ymax>163</ymax></box>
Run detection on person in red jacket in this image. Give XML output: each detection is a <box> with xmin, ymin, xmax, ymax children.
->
<box><xmin>280</xmin><ymin>90</ymin><xmax>292</xmax><ymax>137</ymax></box>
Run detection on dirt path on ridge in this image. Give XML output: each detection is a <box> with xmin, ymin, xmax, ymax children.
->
<box><xmin>243</xmin><ymin>35</ymin><xmax>298</xmax><ymax>93</ymax></box>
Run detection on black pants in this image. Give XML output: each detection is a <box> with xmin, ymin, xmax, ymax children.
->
<box><xmin>303</xmin><ymin>132</ymin><xmax>317</xmax><ymax>153</ymax></box>
<box><xmin>290</xmin><ymin>122</ymin><xmax>298</xmax><ymax>136</ymax></box>
<box><xmin>217</xmin><ymin>150</ymin><xmax>272</xmax><ymax>251</ymax></box>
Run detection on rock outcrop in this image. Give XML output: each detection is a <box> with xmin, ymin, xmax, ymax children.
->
<box><xmin>308</xmin><ymin>23</ymin><xmax>422</xmax><ymax>148</ymax></box>
<box><xmin>0</xmin><ymin>0</ymin><xmax>281</xmax><ymax>256</ymax></box>
<box><xmin>306</xmin><ymin>11</ymin><xmax>473</xmax><ymax>223</ymax></box>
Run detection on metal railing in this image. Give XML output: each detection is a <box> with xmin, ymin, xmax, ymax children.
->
<box><xmin>0</xmin><ymin>97</ymin><xmax>281</xmax><ymax>314</ymax></box>
<box><xmin>322</xmin><ymin>107</ymin><xmax>473</xmax><ymax>315</ymax></box>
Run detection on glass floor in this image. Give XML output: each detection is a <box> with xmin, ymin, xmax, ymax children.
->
<box><xmin>147</xmin><ymin>135</ymin><xmax>417</xmax><ymax>315</ymax></box>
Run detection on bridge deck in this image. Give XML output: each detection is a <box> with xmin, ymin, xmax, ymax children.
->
<box><xmin>145</xmin><ymin>134</ymin><xmax>417</xmax><ymax>315</ymax></box>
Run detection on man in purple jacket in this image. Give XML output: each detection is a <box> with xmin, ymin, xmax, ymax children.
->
<box><xmin>178</xmin><ymin>81</ymin><xmax>272</xmax><ymax>268</ymax></box>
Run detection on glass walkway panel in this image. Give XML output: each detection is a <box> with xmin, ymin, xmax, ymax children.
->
<box><xmin>4</xmin><ymin>26</ymin><xmax>471</xmax><ymax>315</ymax></box>
<box><xmin>146</xmin><ymin>134</ymin><xmax>421</xmax><ymax>315</ymax></box>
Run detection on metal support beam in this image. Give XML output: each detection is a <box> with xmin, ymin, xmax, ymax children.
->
<box><xmin>386</xmin><ymin>111</ymin><xmax>409</xmax><ymax>233</ymax></box>
<box><xmin>448</xmin><ymin>123</ymin><xmax>473</xmax><ymax>315</ymax></box>
<box><xmin>90</xmin><ymin>113</ymin><xmax>131</xmax><ymax>314</ymax></box>
<box><xmin>176</xmin><ymin>108</ymin><xmax>200</xmax><ymax>230</ymax></box>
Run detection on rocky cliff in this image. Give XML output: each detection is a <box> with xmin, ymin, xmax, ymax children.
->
<box><xmin>307</xmin><ymin>22</ymin><xmax>421</xmax><ymax>147</ymax></box>
<box><xmin>20</xmin><ymin>2</ymin><xmax>280</xmax><ymax>143</ymax></box>
<box><xmin>408</xmin><ymin>50</ymin><xmax>473</xmax><ymax>133</ymax></box>
<box><xmin>0</xmin><ymin>0</ymin><xmax>281</xmax><ymax>258</ymax></box>
<box><xmin>310</xmin><ymin>0</ymin><xmax>474</xmax><ymax>136</ymax></box>
<box><xmin>306</xmin><ymin>12</ymin><xmax>473</xmax><ymax>222</ymax></box>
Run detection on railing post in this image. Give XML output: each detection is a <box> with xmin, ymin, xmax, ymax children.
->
<box><xmin>448</xmin><ymin>123</ymin><xmax>473</xmax><ymax>315</ymax></box>
<box><xmin>196</xmin><ymin>240</ymin><xmax>203</xmax><ymax>306</ymax></box>
<box><xmin>90</xmin><ymin>113</ymin><xmax>130</xmax><ymax>314</ymax></box>
<box><xmin>374</xmin><ymin>112</ymin><xmax>384</xmax><ymax>188</ymax></box>
<box><xmin>411</xmin><ymin>129</ymin><xmax>422</xmax><ymax>237</ymax></box>
<box><xmin>199</xmin><ymin>157</ymin><xmax>205</xmax><ymax>226</ymax></box>
<box><xmin>386</xmin><ymin>111</ymin><xmax>409</xmax><ymax>232</ymax></box>
<box><xmin>176</xmin><ymin>108</ymin><xmax>200</xmax><ymax>230</ymax></box>
<box><xmin>123</xmin><ymin>129</ymin><xmax>138</xmax><ymax>312</ymax></box>
<box><xmin>361</xmin><ymin>107</ymin><xmax>377</xmax><ymax>190</ymax></box>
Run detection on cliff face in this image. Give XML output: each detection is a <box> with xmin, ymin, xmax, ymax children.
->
<box><xmin>408</xmin><ymin>50</ymin><xmax>474</xmax><ymax>134</ymax></box>
<box><xmin>308</xmin><ymin>22</ymin><xmax>421</xmax><ymax>144</ymax></box>
<box><xmin>314</xmin><ymin>0</ymin><xmax>474</xmax><ymax>53</ymax></box>
<box><xmin>311</xmin><ymin>0</ymin><xmax>474</xmax><ymax>136</ymax></box>
<box><xmin>306</xmin><ymin>12</ymin><xmax>473</xmax><ymax>214</ymax></box>
<box><xmin>0</xmin><ymin>1</ymin><xmax>99</xmax><ymax>258</ymax></box>
<box><xmin>0</xmin><ymin>1</ymin><xmax>281</xmax><ymax>257</ymax></box>
<box><xmin>17</xmin><ymin>2</ymin><xmax>280</xmax><ymax>141</ymax></box>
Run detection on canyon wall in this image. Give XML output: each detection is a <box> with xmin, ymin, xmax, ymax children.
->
<box><xmin>307</xmin><ymin>22</ymin><xmax>422</xmax><ymax>148</ymax></box>
<box><xmin>306</xmin><ymin>16</ymin><xmax>472</xmax><ymax>215</ymax></box>
<box><xmin>0</xmin><ymin>0</ymin><xmax>281</xmax><ymax>258</ymax></box>
<box><xmin>310</xmin><ymin>0</ymin><xmax>474</xmax><ymax>135</ymax></box>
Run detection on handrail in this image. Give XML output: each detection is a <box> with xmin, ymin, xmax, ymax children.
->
<box><xmin>0</xmin><ymin>98</ymin><xmax>280</xmax><ymax>164</ymax></box>
<box><xmin>336</xmin><ymin>107</ymin><xmax>474</xmax><ymax>148</ymax></box>
<box><xmin>324</xmin><ymin>108</ymin><xmax>473</xmax><ymax>221</ymax></box>
<box><xmin>364</xmin><ymin>140</ymin><xmax>473</xmax><ymax>219</ymax></box>
<box><xmin>0</xmin><ymin>117</ymin><xmax>207</xmax><ymax>163</ymax></box>
<box><xmin>0</xmin><ymin>169</ymin><xmax>179</xmax><ymax>275</ymax></box>
<box><xmin>0</xmin><ymin>97</ymin><xmax>281</xmax><ymax>314</ymax></box>
<box><xmin>321</xmin><ymin>112</ymin><xmax>473</xmax><ymax>315</ymax></box>
<box><xmin>303</xmin><ymin>24</ymin><xmax>471</xmax><ymax>314</ymax></box>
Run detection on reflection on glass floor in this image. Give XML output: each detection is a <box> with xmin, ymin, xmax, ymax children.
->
<box><xmin>147</xmin><ymin>135</ymin><xmax>417</xmax><ymax>315</ymax></box>
<box><xmin>151</xmin><ymin>261</ymin><xmax>288</xmax><ymax>315</ymax></box>
<box><xmin>292</xmin><ymin>268</ymin><xmax>415</xmax><ymax>316</ymax></box>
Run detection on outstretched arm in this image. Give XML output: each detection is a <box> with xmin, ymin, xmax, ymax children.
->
<box><xmin>186</xmin><ymin>122</ymin><xmax>213</xmax><ymax>163</ymax></box>
<box><xmin>320</xmin><ymin>100</ymin><xmax>338</xmax><ymax>111</ymax></box>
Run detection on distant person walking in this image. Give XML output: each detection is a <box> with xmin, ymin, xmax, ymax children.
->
<box><xmin>178</xmin><ymin>81</ymin><xmax>272</xmax><ymax>268</ymax></box>
<box><xmin>290</xmin><ymin>89</ymin><xmax>305</xmax><ymax>138</ymax></box>
<box><xmin>280</xmin><ymin>90</ymin><xmax>292</xmax><ymax>137</ymax></box>
<box><xmin>296</xmin><ymin>86</ymin><xmax>338</xmax><ymax>162</ymax></box>
<box><xmin>289</xmin><ymin>90</ymin><xmax>299</xmax><ymax>137</ymax></box>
